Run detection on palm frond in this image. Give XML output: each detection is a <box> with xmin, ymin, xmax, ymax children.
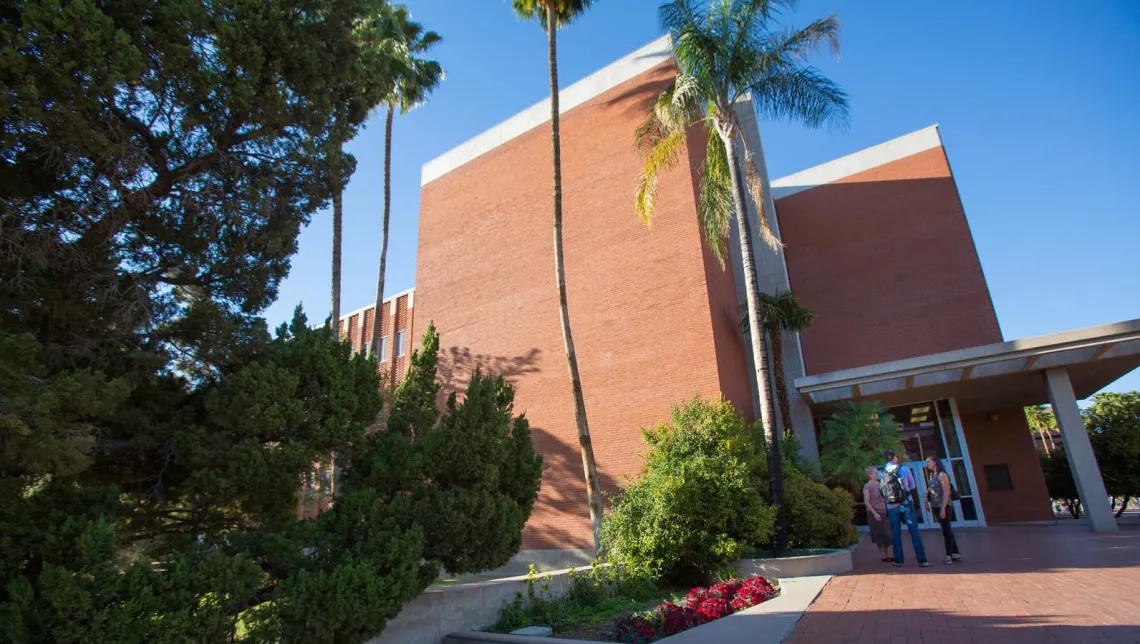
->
<box><xmin>635</xmin><ymin>128</ymin><xmax>687</xmax><ymax>225</ymax></box>
<box><xmin>750</xmin><ymin>65</ymin><xmax>848</xmax><ymax>130</ymax></box>
<box><xmin>513</xmin><ymin>0</ymin><xmax>596</xmax><ymax>29</ymax></box>
<box><xmin>698</xmin><ymin>132</ymin><xmax>732</xmax><ymax>266</ymax></box>
<box><xmin>767</xmin><ymin>16</ymin><xmax>842</xmax><ymax>61</ymax></box>
<box><xmin>740</xmin><ymin>143</ymin><xmax>783</xmax><ymax>250</ymax></box>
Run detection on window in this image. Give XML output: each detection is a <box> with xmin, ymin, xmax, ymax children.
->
<box><xmin>984</xmin><ymin>464</ymin><xmax>1014</xmax><ymax>492</ymax></box>
<box><xmin>395</xmin><ymin>330</ymin><xmax>407</xmax><ymax>358</ymax></box>
<box><xmin>378</xmin><ymin>336</ymin><xmax>389</xmax><ymax>362</ymax></box>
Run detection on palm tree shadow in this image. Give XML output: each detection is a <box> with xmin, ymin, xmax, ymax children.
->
<box><xmin>437</xmin><ymin>345</ymin><xmax>542</xmax><ymax>395</ymax></box>
<box><xmin>524</xmin><ymin>425</ymin><xmax>625</xmax><ymax>551</ymax></box>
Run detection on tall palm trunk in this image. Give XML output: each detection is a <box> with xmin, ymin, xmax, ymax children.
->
<box><xmin>370</xmin><ymin>105</ymin><xmax>394</xmax><ymax>359</ymax></box>
<box><xmin>1038</xmin><ymin>426</ymin><xmax>1052</xmax><ymax>455</ymax></box>
<box><xmin>331</xmin><ymin>183</ymin><xmax>343</xmax><ymax>342</ymax></box>
<box><xmin>722</xmin><ymin>124</ymin><xmax>786</xmax><ymax>555</ymax></box>
<box><xmin>767</xmin><ymin>325</ymin><xmax>792</xmax><ymax>434</ymax></box>
<box><xmin>546</xmin><ymin>1</ymin><xmax>604</xmax><ymax>553</ymax></box>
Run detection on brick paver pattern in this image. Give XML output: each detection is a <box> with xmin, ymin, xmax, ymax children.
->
<box><xmin>786</xmin><ymin>524</ymin><xmax>1140</xmax><ymax>643</ymax></box>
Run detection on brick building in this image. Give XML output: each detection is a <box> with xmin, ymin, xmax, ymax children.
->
<box><xmin>341</xmin><ymin>36</ymin><xmax>1140</xmax><ymax>566</ymax></box>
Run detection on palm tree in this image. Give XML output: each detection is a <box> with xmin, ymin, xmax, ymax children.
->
<box><xmin>369</xmin><ymin>6</ymin><xmax>442</xmax><ymax>358</ymax></box>
<box><xmin>1025</xmin><ymin>405</ymin><xmax>1058</xmax><ymax>455</ymax></box>
<box><xmin>819</xmin><ymin>401</ymin><xmax>904</xmax><ymax>493</ymax></box>
<box><xmin>329</xmin><ymin>133</ymin><xmax>348</xmax><ymax>342</ymax></box>
<box><xmin>739</xmin><ymin>291</ymin><xmax>815</xmax><ymax>433</ymax></box>
<box><xmin>636</xmin><ymin>0</ymin><xmax>847</xmax><ymax>554</ymax></box>
<box><xmin>512</xmin><ymin>0</ymin><xmax>605</xmax><ymax>553</ymax></box>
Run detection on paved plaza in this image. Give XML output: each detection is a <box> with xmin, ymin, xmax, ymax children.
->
<box><xmin>785</xmin><ymin>523</ymin><xmax>1140</xmax><ymax>644</ymax></box>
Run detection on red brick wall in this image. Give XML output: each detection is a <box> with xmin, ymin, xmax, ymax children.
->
<box><xmin>414</xmin><ymin>61</ymin><xmax>747</xmax><ymax>550</ymax></box>
<box><xmin>775</xmin><ymin>146</ymin><xmax>1002</xmax><ymax>375</ymax></box>
<box><xmin>960</xmin><ymin>409</ymin><xmax>1054</xmax><ymax>523</ymax></box>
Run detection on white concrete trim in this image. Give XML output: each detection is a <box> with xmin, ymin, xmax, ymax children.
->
<box><xmin>420</xmin><ymin>35</ymin><xmax>674</xmax><ymax>185</ymax></box>
<box><xmin>948</xmin><ymin>398</ymin><xmax>987</xmax><ymax>528</ymax></box>
<box><xmin>770</xmin><ymin>125</ymin><xmax>942</xmax><ymax>199</ymax></box>
<box><xmin>339</xmin><ymin>287</ymin><xmax>416</xmax><ymax>324</ymax></box>
<box><xmin>795</xmin><ymin>318</ymin><xmax>1140</xmax><ymax>395</ymax></box>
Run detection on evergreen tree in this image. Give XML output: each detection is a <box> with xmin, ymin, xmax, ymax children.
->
<box><xmin>0</xmin><ymin>2</ymin><xmax>541</xmax><ymax>640</ymax></box>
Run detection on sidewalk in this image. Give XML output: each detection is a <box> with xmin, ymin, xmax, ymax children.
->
<box><xmin>785</xmin><ymin>524</ymin><xmax>1140</xmax><ymax>643</ymax></box>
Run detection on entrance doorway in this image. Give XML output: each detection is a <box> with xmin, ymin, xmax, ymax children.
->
<box><xmin>887</xmin><ymin>400</ymin><xmax>983</xmax><ymax>529</ymax></box>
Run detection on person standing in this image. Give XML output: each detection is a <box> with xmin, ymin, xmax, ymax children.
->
<box><xmin>863</xmin><ymin>466</ymin><xmax>892</xmax><ymax>562</ymax></box>
<box><xmin>881</xmin><ymin>450</ymin><xmax>931</xmax><ymax>568</ymax></box>
<box><xmin>926</xmin><ymin>457</ymin><xmax>962</xmax><ymax>564</ymax></box>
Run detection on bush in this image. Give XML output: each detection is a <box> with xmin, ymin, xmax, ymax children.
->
<box><xmin>750</xmin><ymin>432</ymin><xmax>857</xmax><ymax>550</ymax></box>
<box><xmin>1041</xmin><ymin>451</ymin><xmax>1080</xmax><ymax>518</ymax></box>
<box><xmin>783</xmin><ymin>471</ymin><xmax>858</xmax><ymax>549</ymax></box>
<box><xmin>491</xmin><ymin>562</ymin><xmax>661</xmax><ymax>634</ymax></box>
<box><xmin>603</xmin><ymin>397</ymin><xmax>775</xmax><ymax>585</ymax></box>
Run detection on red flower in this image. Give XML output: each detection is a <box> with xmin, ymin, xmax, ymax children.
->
<box><xmin>614</xmin><ymin>614</ymin><xmax>656</xmax><ymax>644</ymax></box>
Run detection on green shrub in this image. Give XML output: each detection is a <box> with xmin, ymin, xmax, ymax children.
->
<box><xmin>749</xmin><ymin>431</ymin><xmax>855</xmax><ymax>550</ymax></box>
<box><xmin>602</xmin><ymin>397</ymin><xmax>776</xmax><ymax>585</ymax></box>
<box><xmin>783</xmin><ymin>471</ymin><xmax>857</xmax><ymax>549</ymax></box>
<box><xmin>1041</xmin><ymin>451</ymin><xmax>1080</xmax><ymax>518</ymax></box>
<box><xmin>491</xmin><ymin>563</ymin><xmax>664</xmax><ymax>634</ymax></box>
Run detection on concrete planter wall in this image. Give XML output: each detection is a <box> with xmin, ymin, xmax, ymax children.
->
<box><xmin>367</xmin><ymin>566</ymin><xmax>594</xmax><ymax>644</ymax></box>
<box><xmin>732</xmin><ymin>548</ymin><xmax>852</xmax><ymax>579</ymax></box>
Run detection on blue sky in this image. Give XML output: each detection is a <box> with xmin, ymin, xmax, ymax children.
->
<box><xmin>265</xmin><ymin>0</ymin><xmax>1140</xmax><ymax>396</ymax></box>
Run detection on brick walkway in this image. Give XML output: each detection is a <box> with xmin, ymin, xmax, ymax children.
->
<box><xmin>785</xmin><ymin>524</ymin><xmax>1140</xmax><ymax>643</ymax></box>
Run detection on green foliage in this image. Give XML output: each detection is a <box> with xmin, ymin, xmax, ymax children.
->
<box><xmin>782</xmin><ymin>471</ymin><xmax>857</xmax><ymax>549</ymax></box>
<box><xmin>0</xmin><ymin>2</ymin><xmax>522</xmax><ymax>640</ymax></box>
<box><xmin>512</xmin><ymin>0</ymin><xmax>597</xmax><ymax>30</ymax></box>
<box><xmin>1085</xmin><ymin>392</ymin><xmax>1140</xmax><ymax>501</ymax></box>
<box><xmin>819</xmin><ymin>401</ymin><xmax>905</xmax><ymax>492</ymax></box>
<box><xmin>346</xmin><ymin>324</ymin><xmax>544</xmax><ymax>576</ymax></box>
<box><xmin>491</xmin><ymin>563</ymin><xmax>665</xmax><ymax>635</ymax></box>
<box><xmin>1040</xmin><ymin>451</ymin><xmax>1081</xmax><ymax>519</ymax></box>
<box><xmin>603</xmin><ymin>397</ymin><xmax>776</xmax><ymax>585</ymax></box>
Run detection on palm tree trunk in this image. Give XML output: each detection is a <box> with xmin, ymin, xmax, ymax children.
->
<box><xmin>370</xmin><ymin>105</ymin><xmax>394</xmax><ymax>358</ymax></box>
<box><xmin>1039</xmin><ymin>427</ymin><xmax>1052</xmax><ymax>455</ymax></box>
<box><xmin>546</xmin><ymin>1</ymin><xmax>604</xmax><ymax>554</ymax></box>
<box><xmin>1116</xmin><ymin>495</ymin><xmax>1130</xmax><ymax>518</ymax></box>
<box><xmin>1047</xmin><ymin>430</ymin><xmax>1057</xmax><ymax>453</ymax></box>
<box><xmin>722</xmin><ymin>124</ymin><xmax>786</xmax><ymax>555</ymax></box>
<box><xmin>331</xmin><ymin>180</ymin><xmax>343</xmax><ymax>342</ymax></box>
<box><xmin>768</xmin><ymin>325</ymin><xmax>792</xmax><ymax>434</ymax></box>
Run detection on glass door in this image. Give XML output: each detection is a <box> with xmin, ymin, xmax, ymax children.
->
<box><xmin>935</xmin><ymin>400</ymin><xmax>981</xmax><ymax>527</ymax></box>
<box><xmin>886</xmin><ymin>400</ymin><xmax>982</xmax><ymax>529</ymax></box>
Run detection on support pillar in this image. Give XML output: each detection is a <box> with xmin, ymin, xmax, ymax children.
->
<box><xmin>1043</xmin><ymin>368</ymin><xmax>1117</xmax><ymax>532</ymax></box>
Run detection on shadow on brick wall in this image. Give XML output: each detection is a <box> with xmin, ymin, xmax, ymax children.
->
<box><xmin>437</xmin><ymin>345</ymin><xmax>542</xmax><ymax>395</ymax></box>
<box><xmin>523</xmin><ymin>425</ymin><xmax>625</xmax><ymax>551</ymax></box>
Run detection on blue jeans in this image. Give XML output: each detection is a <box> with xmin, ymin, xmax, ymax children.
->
<box><xmin>887</xmin><ymin>501</ymin><xmax>928</xmax><ymax>564</ymax></box>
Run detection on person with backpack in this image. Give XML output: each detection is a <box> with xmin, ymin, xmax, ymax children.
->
<box><xmin>881</xmin><ymin>449</ymin><xmax>931</xmax><ymax>568</ymax></box>
<box><xmin>926</xmin><ymin>457</ymin><xmax>962</xmax><ymax>564</ymax></box>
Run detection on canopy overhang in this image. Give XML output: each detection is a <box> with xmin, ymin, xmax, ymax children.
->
<box><xmin>795</xmin><ymin>319</ymin><xmax>1140</xmax><ymax>414</ymax></box>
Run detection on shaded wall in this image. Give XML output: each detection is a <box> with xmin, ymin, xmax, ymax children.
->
<box><xmin>775</xmin><ymin>145</ymin><xmax>1002</xmax><ymax>375</ymax></box>
<box><xmin>960</xmin><ymin>409</ymin><xmax>1054</xmax><ymax>524</ymax></box>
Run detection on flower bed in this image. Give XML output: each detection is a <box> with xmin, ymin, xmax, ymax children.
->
<box><xmin>613</xmin><ymin>576</ymin><xmax>779</xmax><ymax>643</ymax></box>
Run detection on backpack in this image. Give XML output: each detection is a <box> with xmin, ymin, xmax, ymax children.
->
<box><xmin>879</xmin><ymin>466</ymin><xmax>907</xmax><ymax>505</ymax></box>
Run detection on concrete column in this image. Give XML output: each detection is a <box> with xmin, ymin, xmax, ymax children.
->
<box><xmin>1043</xmin><ymin>368</ymin><xmax>1117</xmax><ymax>532</ymax></box>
